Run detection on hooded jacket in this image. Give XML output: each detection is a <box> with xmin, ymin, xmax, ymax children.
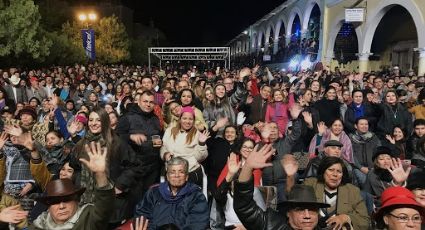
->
<box><xmin>135</xmin><ymin>182</ymin><xmax>209</xmax><ymax>230</ymax></box>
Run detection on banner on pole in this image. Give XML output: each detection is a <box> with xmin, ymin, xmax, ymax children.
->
<box><xmin>81</xmin><ymin>29</ymin><xmax>96</xmax><ymax>60</ymax></box>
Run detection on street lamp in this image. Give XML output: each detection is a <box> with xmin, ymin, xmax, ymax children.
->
<box><xmin>77</xmin><ymin>11</ymin><xmax>97</xmax><ymax>61</ymax></box>
<box><xmin>78</xmin><ymin>12</ymin><xmax>97</xmax><ymax>28</ymax></box>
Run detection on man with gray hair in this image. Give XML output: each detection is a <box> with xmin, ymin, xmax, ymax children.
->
<box><xmin>134</xmin><ymin>157</ymin><xmax>209</xmax><ymax>229</ymax></box>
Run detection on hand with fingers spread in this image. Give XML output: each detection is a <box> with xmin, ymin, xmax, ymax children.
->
<box><xmin>281</xmin><ymin>154</ymin><xmax>299</xmax><ymax>178</ymax></box>
<box><xmin>244</xmin><ymin>144</ymin><xmax>275</xmax><ymax>170</ymax></box>
<box><xmin>226</xmin><ymin>153</ymin><xmax>241</xmax><ymax>182</ymax></box>
<box><xmin>131</xmin><ymin>216</ymin><xmax>149</xmax><ymax>230</ymax></box>
<box><xmin>0</xmin><ymin>132</ymin><xmax>9</xmax><ymax>150</ymax></box>
<box><xmin>130</xmin><ymin>134</ymin><xmax>147</xmax><ymax>146</ymax></box>
<box><xmin>0</xmin><ymin>205</ymin><xmax>28</xmax><ymax>224</ymax></box>
<box><xmin>239</xmin><ymin>144</ymin><xmax>275</xmax><ymax>182</ymax></box>
<box><xmin>317</xmin><ymin>122</ymin><xmax>327</xmax><ymax>136</ymax></box>
<box><xmin>289</xmin><ymin>103</ymin><xmax>303</xmax><ymax>119</ymax></box>
<box><xmin>388</xmin><ymin>158</ymin><xmax>411</xmax><ymax>186</ymax></box>
<box><xmin>236</xmin><ymin>112</ymin><xmax>246</xmax><ymax>126</ymax></box>
<box><xmin>80</xmin><ymin>142</ymin><xmax>107</xmax><ymax>174</ymax></box>
<box><xmin>385</xmin><ymin>135</ymin><xmax>396</xmax><ymax>145</ymax></box>
<box><xmin>67</xmin><ymin>121</ymin><xmax>80</xmax><ymax>136</ymax></box>
<box><xmin>16</xmin><ymin>132</ymin><xmax>34</xmax><ymax>151</ymax></box>
<box><xmin>302</xmin><ymin>111</ymin><xmax>313</xmax><ymax>128</ymax></box>
<box><xmin>80</xmin><ymin>142</ymin><xmax>109</xmax><ymax>187</ymax></box>
<box><xmin>198</xmin><ymin>130</ymin><xmax>210</xmax><ymax>144</ymax></box>
<box><xmin>213</xmin><ymin>117</ymin><xmax>228</xmax><ymax>131</ymax></box>
<box><xmin>4</xmin><ymin>125</ymin><xmax>23</xmax><ymax>137</ymax></box>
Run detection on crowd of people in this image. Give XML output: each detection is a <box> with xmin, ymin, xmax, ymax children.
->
<box><xmin>0</xmin><ymin>63</ymin><xmax>423</xmax><ymax>229</ymax></box>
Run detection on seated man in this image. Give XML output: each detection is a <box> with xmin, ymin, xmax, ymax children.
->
<box><xmin>31</xmin><ymin>142</ymin><xmax>114</xmax><ymax>229</ymax></box>
<box><xmin>134</xmin><ymin>157</ymin><xmax>209</xmax><ymax>229</ymax></box>
<box><xmin>234</xmin><ymin>144</ymin><xmax>330</xmax><ymax>230</ymax></box>
<box><xmin>303</xmin><ymin>140</ymin><xmax>356</xmax><ymax>185</ymax></box>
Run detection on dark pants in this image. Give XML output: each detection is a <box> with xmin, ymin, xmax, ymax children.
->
<box><xmin>188</xmin><ymin>166</ymin><xmax>203</xmax><ymax>188</ymax></box>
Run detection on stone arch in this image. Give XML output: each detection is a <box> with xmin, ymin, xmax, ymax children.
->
<box><xmin>361</xmin><ymin>0</ymin><xmax>425</xmax><ymax>53</ymax></box>
<box><xmin>302</xmin><ymin>0</ymin><xmax>322</xmax><ymax>30</ymax></box>
<box><xmin>286</xmin><ymin>7</ymin><xmax>303</xmax><ymax>37</ymax></box>
<box><xmin>274</xmin><ymin>18</ymin><xmax>287</xmax><ymax>41</ymax></box>
<box><xmin>325</xmin><ymin>12</ymin><xmax>362</xmax><ymax>61</ymax></box>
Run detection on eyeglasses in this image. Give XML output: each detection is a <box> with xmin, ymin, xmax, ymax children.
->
<box><xmin>388</xmin><ymin>213</ymin><xmax>422</xmax><ymax>223</ymax></box>
<box><xmin>241</xmin><ymin>145</ymin><xmax>254</xmax><ymax>150</ymax></box>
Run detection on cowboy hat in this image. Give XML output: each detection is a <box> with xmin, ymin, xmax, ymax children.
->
<box><xmin>9</xmin><ymin>75</ymin><xmax>20</xmax><ymax>85</ymax></box>
<box><xmin>282</xmin><ymin>185</ymin><xmax>330</xmax><ymax>209</ymax></box>
<box><xmin>36</xmin><ymin>179</ymin><xmax>85</xmax><ymax>205</ymax></box>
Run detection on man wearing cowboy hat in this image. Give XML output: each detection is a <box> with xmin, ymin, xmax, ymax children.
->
<box><xmin>28</xmin><ymin>142</ymin><xmax>114</xmax><ymax>229</ymax></box>
<box><xmin>234</xmin><ymin>144</ymin><xmax>329</xmax><ymax>230</ymax></box>
<box><xmin>4</xmin><ymin>72</ymin><xmax>27</xmax><ymax>104</ymax></box>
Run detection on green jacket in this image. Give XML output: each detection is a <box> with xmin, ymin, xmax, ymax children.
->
<box><xmin>303</xmin><ymin>178</ymin><xmax>370</xmax><ymax>230</ymax></box>
<box><xmin>30</xmin><ymin>184</ymin><xmax>114</xmax><ymax>230</ymax></box>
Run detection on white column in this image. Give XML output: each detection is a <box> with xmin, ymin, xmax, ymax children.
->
<box><xmin>356</xmin><ymin>53</ymin><xmax>373</xmax><ymax>73</ymax></box>
<box><xmin>273</xmin><ymin>41</ymin><xmax>279</xmax><ymax>54</ymax></box>
<box><xmin>415</xmin><ymin>48</ymin><xmax>425</xmax><ymax>76</ymax></box>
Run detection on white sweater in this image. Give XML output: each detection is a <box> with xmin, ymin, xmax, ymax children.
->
<box><xmin>160</xmin><ymin>127</ymin><xmax>208</xmax><ymax>172</ymax></box>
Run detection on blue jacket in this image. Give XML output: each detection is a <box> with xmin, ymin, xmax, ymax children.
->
<box><xmin>135</xmin><ymin>182</ymin><xmax>209</xmax><ymax>230</ymax></box>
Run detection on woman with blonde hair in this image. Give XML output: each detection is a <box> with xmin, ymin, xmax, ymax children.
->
<box><xmin>161</xmin><ymin>106</ymin><xmax>210</xmax><ymax>187</ymax></box>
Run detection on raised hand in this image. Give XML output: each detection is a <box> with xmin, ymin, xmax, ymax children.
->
<box><xmin>302</xmin><ymin>111</ymin><xmax>313</xmax><ymax>128</ymax></box>
<box><xmin>239</xmin><ymin>67</ymin><xmax>252</xmax><ymax>82</ymax></box>
<box><xmin>198</xmin><ymin>130</ymin><xmax>210</xmax><ymax>143</ymax></box>
<box><xmin>236</xmin><ymin>112</ymin><xmax>246</xmax><ymax>126</ymax></box>
<box><xmin>0</xmin><ymin>205</ymin><xmax>28</xmax><ymax>224</ymax></box>
<box><xmin>0</xmin><ymin>133</ymin><xmax>9</xmax><ymax>150</ymax></box>
<box><xmin>67</xmin><ymin>121</ymin><xmax>80</xmax><ymax>136</ymax></box>
<box><xmin>388</xmin><ymin>158</ymin><xmax>411</xmax><ymax>185</ymax></box>
<box><xmin>131</xmin><ymin>216</ymin><xmax>149</xmax><ymax>230</ymax></box>
<box><xmin>289</xmin><ymin>103</ymin><xmax>303</xmax><ymax>119</ymax></box>
<box><xmin>281</xmin><ymin>154</ymin><xmax>299</xmax><ymax>177</ymax></box>
<box><xmin>16</xmin><ymin>132</ymin><xmax>34</xmax><ymax>151</ymax></box>
<box><xmin>385</xmin><ymin>135</ymin><xmax>396</xmax><ymax>145</ymax></box>
<box><xmin>80</xmin><ymin>142</ymin><xmax>107</xmax><ymax>174</ymax></box>
<box><xmin>317</xmin><ymin>122</ymin><xmax>327</xmax><ymax>135</ymax></box>
<box><xmin>227</xmin><ymin>153</ymin><xmax>241</xmax><ymax>176</ymax></box>
<box><xmin>215</xmin><ymin>117</ymin><xmax>229</xmax><ymax>130</ymax></box>
<box><xmin>244</xmin><ymin>144</ymin><xmax>275</xmax><ymax>169</ymax></box>
<box><xmin>4</xmin><ymin>125</ymin><xmax>23</xmax><ymax>137</ymax></box>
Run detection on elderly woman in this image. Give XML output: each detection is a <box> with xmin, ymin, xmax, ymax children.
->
<box><xmin>309</xmin><ymin>118</ymin><xmax>354</xmax><ymax>163</ymax></box>
<box><xmin>374</xmin><ymin>186</ymin><xmax>424</xmax><ymax>230</ymax></box>
<box><xmin>285</xmin><ymin>156</ymin><xmax>369</xmax><ymax>229</ymax></box>
<box><xmin>161</xmin><ymin>106</ymin><xmax>210</xmax><ymax>187</ymax></box>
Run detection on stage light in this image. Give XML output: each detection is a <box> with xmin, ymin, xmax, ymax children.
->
<box><xmin>289</xmin><ymin>58</ymin><xmax>298</xmax><ymax>69</ymax></box>
<box><xmin>300</xmin><ymin>58</ymin><xmax>312</xmax><ymax>70</ymax></box>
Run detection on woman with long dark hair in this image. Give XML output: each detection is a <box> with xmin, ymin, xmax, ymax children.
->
<box><xmin>285</xmin><ymin>156</ymin><xmax>369</xmax><ymax>229</ymax></box>
<box><xmin>73</xmin><ymin>107</ymin><xmax>140</xmax><ymax>228</ymax></box>
<box><xmin>203</xmin><ymin>84</ymin><xmax>236</xmax><ymax>136</ymax></box>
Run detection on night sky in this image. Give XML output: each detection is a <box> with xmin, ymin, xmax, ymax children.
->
<box><xmin>121</xmin><ymin>0</ymin><xmax>285</xmax><ymax>46</ymax></box>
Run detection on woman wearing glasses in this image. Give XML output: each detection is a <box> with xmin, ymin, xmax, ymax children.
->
<box><xmin>374</xmin><ymin>186</ymin><xmax>424</xmax><ymax>230</ymax></box>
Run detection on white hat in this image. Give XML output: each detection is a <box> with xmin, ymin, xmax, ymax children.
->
<box><xmin>9</xmin><ymin>75</ymin><xmax>20</xmax><ymax>85</ymax></box>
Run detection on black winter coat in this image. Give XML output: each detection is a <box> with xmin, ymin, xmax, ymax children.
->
<box><xmin>116</xmin><ymin>103</ymin><xmax>161</xmax><ymax>164</ymax></box>
<box><xmin>313</xmin><ymin>98</ymin><xmax>341</xmax><ymax>127</ymax></box>
<box><xmin>344</xmin><ymin>102</ymin><xmax>378</xmax><ymax>134</ymax></box>
<box><xmin>376</xmin><ymin>103</ymin><xmax>413</xmax><ymax>140</ymax></box>
<box><xmin>234</xmin><ymin>179</ymin><xmax>323</xmax><ymax>230</ymax></box>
